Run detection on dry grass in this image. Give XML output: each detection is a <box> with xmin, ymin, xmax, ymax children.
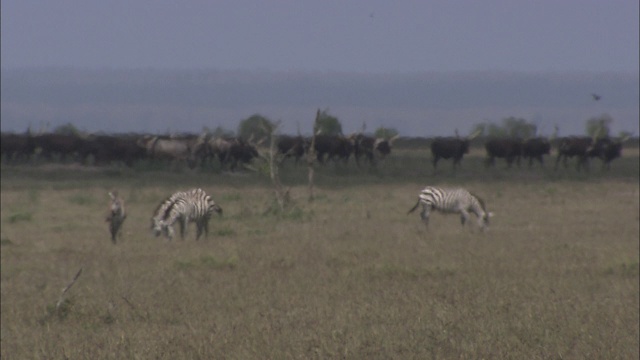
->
<box><xmin>1</xmin><ymin>154</ymin><xmax>638</xmax><ymax>359</ymax></box>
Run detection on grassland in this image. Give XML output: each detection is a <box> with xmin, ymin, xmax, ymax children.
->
<box><xmin>1</xmin><ymin>150</ymin><xmax>639</xmax><ymax>359</ymax></box>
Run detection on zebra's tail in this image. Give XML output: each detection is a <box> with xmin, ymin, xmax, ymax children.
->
<box><xmin>407</xmin><ymin>199</ymin><xmax>421</xmax><ymax>214</ymax></box>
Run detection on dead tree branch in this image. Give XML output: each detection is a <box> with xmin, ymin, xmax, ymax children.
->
<box><xmin>56</xmin><ymin>267</ymin><xmax>82</xmax><ymax>310</ymax></box>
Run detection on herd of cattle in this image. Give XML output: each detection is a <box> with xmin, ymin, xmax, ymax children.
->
<box><xmin>0</xmin><ymin>131</ymin><xmax>397</xmax><ymax>170</ymax></box>
<box><xmin>0</xmin><ymin>130</ymin><xmax>629</xmax><ymax>171</ymax></box>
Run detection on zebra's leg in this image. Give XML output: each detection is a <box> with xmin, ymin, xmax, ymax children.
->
<box><xmin>195</xmin><ymin>221</ymin><xmax>203</xmax><ymax>241</ymax></box>
<box><xmin>166</xmin><ymin>225</ymin><xmax>175</xmax><ymax>241</ymax></box>
<box><xmin>203</xmin><ymin>219</ymin><xmax>210</xmax><ymax>239</ymax></box>
<box><xmin>420</xmin><ymin>206</ymin><xmax>430</xmax><ymax>228</ymax></box>
<box><xmin>110</xmin><ymin>224</ymin><xmax>117</xmax><ymax>244</ymax></box>
<box><xmin>459</xmin><ymin>209</ymin><xmax>470</xmax><ymax>227</ymax></box>
<box><xmin>178</xmin><ymin>218</ymin><xmax>186</xmax><ymax>240</ymax></box>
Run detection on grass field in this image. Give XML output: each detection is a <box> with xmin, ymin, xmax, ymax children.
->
<box><xmin>1</xmin><ymin>151</ymin><xmax>639</xmax><ymax>359</ymax></box>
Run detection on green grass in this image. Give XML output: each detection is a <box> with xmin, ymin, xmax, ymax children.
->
<box><xmin>1</xmin><ymin>150</ymin><xmax>638</xmax><ymax>359</ymax></box>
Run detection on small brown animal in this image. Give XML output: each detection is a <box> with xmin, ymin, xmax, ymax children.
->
<box><xmin>106</xmin><ymin>191</ymin><xmax>127</xmax><ymax>243</ymax></box>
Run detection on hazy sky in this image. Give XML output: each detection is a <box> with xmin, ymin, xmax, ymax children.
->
<box><xmin>2</xmin><ymin>0</ymin><xmax>638</xmax><ymax>73</ymax></box>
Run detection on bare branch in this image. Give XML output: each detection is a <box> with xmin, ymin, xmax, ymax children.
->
<box><xmin>56</xmin><ymin>267</ymin><xmax>82</xmax><ymax>310</ymax></box>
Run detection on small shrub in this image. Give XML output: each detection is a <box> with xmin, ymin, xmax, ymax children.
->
<box><xmin>200</xmin><ymin>255</ymin><xmax>238</xmax><ymax>270</ymax></box>
<box><xmin>68</xmin><ymin>194</ymin><xmax>94</xmax><ymax>206</ymax></box>
<box><xmin>174</xmin><ymin>260</ymin><xmax>197</xmax><ymax>270</ymax></box>
<box><xmin>7</xmin><ymin>211</ymin><xmax>33</xmax><ymax>223</ymax></box>
<box><xmin>101</xmin><ymin>311</ymin><xmax>116</xmax><ymax>325</ymax></box>
<box><xmin>216</xmin><ymin>227</ymin><xmax>236</xmax><ymax>237</ymax></box>
<box><xmin>603</xmin><ymin>261</ymin><xmax>639</xmax><ymax>278</ymax></box>
<box><xmin>1</xmin><ymin>238</ymin><xmax>14</xmax><ymax>246</ymax></box>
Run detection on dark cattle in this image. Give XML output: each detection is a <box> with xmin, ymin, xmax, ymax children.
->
<box><xmin>206</xmin><ymin>137</ymin><xmax>259</xmax><ymax>171</ymax></box>
<box><xmin>555</xmin><ymin>137</ymin><xmax>593</xmax><ymax>171</ymax></box>
<box><xmin>522</xmin><ymin>137</ymin><xmax>551</xmax><ymax>167</ymax></box>
<box><xmin>32</xmin><ymin>133</ymin><xmax>84</xmax><ymax>162</ymax></box>
<box><xmin>484</xmin><ymin>138</ymin><xmax>523</xmax><ymax>168</ymax></box>
<box><xmin>137</xmin><ymin>134</ymin><xmax>200</xmax><ymax>169</ymax></box>
<box><xmin>277</xmin><ymin>135</ymin><xmax>308</xmax><ymax>164</ymax></box>
<box><xmin>85</xmin><ymin>134</ymin><xmax>146</xmax><ymax>167</ymax></box>
<box><xmin>430</xmin><ymin>137</ymin><xmax>471</xmax><ymax>170</ymax></box>
<box><xmin>353</xmin><ymin>134</ymin><xmax>397</xmax><ymax>166</ymax></box>
<box><xmin>587</xmin><ymin>137</ymin><xmax>624</xmax><ymax>170</ymax></box>
<box><xmin>1</xmin><ymin>132</ymin><xmax>36</xmax><ymax>163</ymax></box>
<box><xmin>227</xmin><ymin>138</ymin><xmax>259</xmax><ymax>170</ymax></box>
<box><xmin>313</xmin><ymin>134</ymin><xmax>355</xmax><ymax>164</ymax></box>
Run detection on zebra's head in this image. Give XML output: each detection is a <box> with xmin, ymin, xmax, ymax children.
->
<box><xmin>151</xmin><ymin>217</ymin><xmax>164</xmax><ymax>237</ymax></box>
<box><xmin>480</xmin><ymin>211</ymin><xmax>494</xmax><ymax>230</ymax></box>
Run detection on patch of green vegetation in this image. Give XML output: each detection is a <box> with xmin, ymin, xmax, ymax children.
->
<box><xmin>603</xmin><ymin>261</ymin><xmax>639</xmax><ymax>278</ymax></box>
<box><xmin>7</xmin><ymin>211</ymin><xmax>33</xmax><ymax>223</ymax></box>
<box><xmin>101</xmin><ymin>311</ymin><xmax>116</xmax><ymax>325</ymax></box>
<box><xmin>174</xmin><ymin>255</ymin><xmax>239</xmax><ymax>271</ymax></box>
<box><xmin>28</xmin><ymin>189</ymin><xmax>41</xmax><ymax>203</ymax></box>
<box><xmin>200</xmin><ymin>255</ymin><xmax>238</xmax><ymax>270</ymax></box>
<box><xmin>215</xmin><ymin>227</ymin><xmax>236</xmax><ymax>237</ymax></box>
<box><xmin>1</xmin><ymin>238</ymin><xmax>14</xmax><ymax>246</ymax></box>
<box><xmin>174</xmin><ymin>260</ymin><xmax>196</xmax><ymax>270</ymax></box>
<box><xmin>281</xmin><ymin>206</ymin><xmax>311</xmax><ymax>221</ymax></box>
<box><xmin>366</xmin><ymin>263</ymin><xmax>456</xmax><ymax>281</ymax></box>
<box><xmin>67</xmin><ymin>193</ymin><xmax>95</xmax><ymax>206</ymax></box>
<box><xmin>39</xmin><ymin>298</ymin><xmax>74</xmax><ymax>325</ymax></box>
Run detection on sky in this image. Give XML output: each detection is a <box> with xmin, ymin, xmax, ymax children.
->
<box><xmin>2</xmin><ymin>0</ymin><xmax>638</xmax><ymax>73</ymax></box>
<box><xmin>1</xmin><ymin>1</ymin><xmax>638</xmax><ymax>136</ymax></box>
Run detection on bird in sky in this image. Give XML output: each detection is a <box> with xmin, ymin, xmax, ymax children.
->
<box><xmin>591</xmin><ymin>93</ymin><xmax>601</xmax><ymax>101</ymax></box>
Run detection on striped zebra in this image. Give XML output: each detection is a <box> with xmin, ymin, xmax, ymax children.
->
<box><xmin>408</xmin><ymin>186</ymin><xmax>493</xmax><ymax>231</ymax></box>
<box><xmin>151</xmin><ymin>188</ymin><xmax>223</xmax><ymax>241</ymax></box>
<box><xmin>106</xmin><ymin>191</ymin><xmax>126</xmax><ymax>243</ymax></box>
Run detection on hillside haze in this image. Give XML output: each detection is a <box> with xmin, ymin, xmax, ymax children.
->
<box><xmin>1</xmin><ymin>69</ymin><xmax>638</xmax><ymax>137</ymax></box>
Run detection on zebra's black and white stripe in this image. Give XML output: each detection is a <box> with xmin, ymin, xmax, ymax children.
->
<box><xmin>151</xmin><ymin>188</ymin><xmax>223</xmax><ymax>241</ymax></box>
<box><xmin>408</xmin><ymin>186</ymin><xmax>493</xmax><ymax>230</ymax></box>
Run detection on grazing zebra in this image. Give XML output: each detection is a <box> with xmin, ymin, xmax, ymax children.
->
<box><xmin>151</xmin><ymin>188</ymin><xmax>223</xmax><ymax>241</ymax></box>
<box><xmin>408</xmin><ymin>186</ymin><xmax>493</xmax><ymax>231</ymax></box>
<box><xmin>106</xmin><ymin>191</ymin><xmax>127</xmax><ymax>243</ymax></box>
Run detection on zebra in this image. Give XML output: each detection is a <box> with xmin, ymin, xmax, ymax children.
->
<box><xmin>106</xmin><ymin>191</ymin><xmax>127</xmax><ymax>243</ymax></box>
<box><xmin>408</xmin><ymin>186</ymin><xmax>493</xmax><ymax>231</ymax></box>
<box><xmin>151</xmin><ymin>188</ymin><xmax>223</xmax><ymax>241</ymax></box>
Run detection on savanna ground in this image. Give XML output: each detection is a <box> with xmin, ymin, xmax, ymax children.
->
<box><xmin>1</xmin><ymin>148</ymin><xmax>639</xmax><ymax>359</ymax></box>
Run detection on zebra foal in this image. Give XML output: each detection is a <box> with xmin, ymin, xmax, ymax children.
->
<box><xmin>151</xmin><ymin>188</ymin><xmax>222</xmax><ymax>241</ymax></box>
<box><xmin>408</xmin><ymin>186</ymin><xmax>493</xmax><ymax>231</ymax></box>
<box><xmin>106</xmin><ymin>191</ymin><xmax>127</xmax><ymax>243</ymax></box>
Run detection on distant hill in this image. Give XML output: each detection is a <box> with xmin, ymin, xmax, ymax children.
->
<box><xmin>1</xmin><ymin>68</ymin><xmax>638</xmax><ymax>136</ymax></box>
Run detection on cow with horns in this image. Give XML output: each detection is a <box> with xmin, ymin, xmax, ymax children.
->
<box><xmin>554</xmin><ymin>136</ymin><xmax>593</xmax><ymax>171</ymax></box>
<box><xmin>277</xmin><ymin>135</ymin><xmax>308</xmax><ymax>165</ymax></box>
<box><xmin>484</xmin><ymin>138</ymin><xmax>523</xmax><ymax>168</ymax></box>
<box><xmin>313</xmin><ymin>134</ymin><xmax>356</xmax><ymax>165</ymax></box>
<box><xmin>353</xmin><ymin>134</ymin><xmax>400</xmax><ymax>167</ymax></box>
<box><xmin>586</xmin><ymin>135</ymin><xmax>629</xmax><ymax>170</ymax></box>
<box><xmin>430</xmin><ymin>129</ymin><xmax>482</xmax><ymax>170</ymax></box>
<box><xmin>202</xmin><ymin>136</ymin><xmax>260</xmax><ymax>171</ymax></box>
<box><xmin>522</xmin><ymin>137</ymin><xmax>552</xmax><ymax>168</ymax></box>
<box><xmin>137</xmin><ymin>133</ymin><xmax>207</xmax><ymax>170</ymax></box>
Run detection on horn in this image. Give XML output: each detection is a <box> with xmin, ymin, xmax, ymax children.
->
<box><xmin>618</xmin><ymin>131</ymin><xmax>632</xmax><ymax>143</ymax></box>
<box><xmin>550</xmin><ymin>125</ymin><xmax>559</xmax><ymax>142</ymax></box>
<box><xmin>467</xmin><ymin>128</ymin><xmax>482</xmax><ymax>140</ymax></box>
